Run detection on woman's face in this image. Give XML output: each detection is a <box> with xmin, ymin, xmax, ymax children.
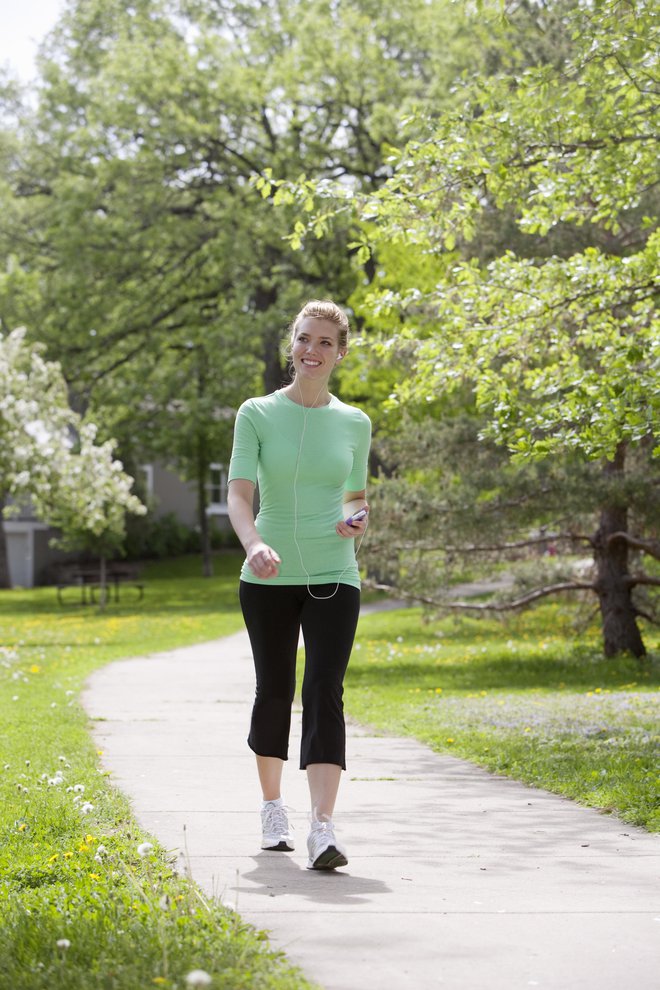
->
<box><xmin>290</xmin><ymin>318</ymin><xmax>344</xmax><ymax>381</ymax></box>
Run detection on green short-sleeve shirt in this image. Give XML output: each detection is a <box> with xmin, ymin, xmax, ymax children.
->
<box><xmin>228</xmin><ymin>390</ymin><xmax>371</xmax><ymax>588</ymax></box>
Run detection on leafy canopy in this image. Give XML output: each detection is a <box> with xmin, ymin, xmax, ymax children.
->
<box><xmin>277</xmin><ymin>0</ymin><xmax>660</xmax><ymax>462</ymax></box>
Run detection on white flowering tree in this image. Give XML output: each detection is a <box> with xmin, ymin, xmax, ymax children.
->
<box><xmin>0</xmin><ymin>327</ymin><xmax>145</xmax><ymax>593</ymax></box>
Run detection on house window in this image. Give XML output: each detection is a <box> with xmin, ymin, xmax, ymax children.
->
<box><xmin>208</xmin><ymin>463</ymin><xmax>228</xmax><ymax>510</ymax></box>
<box><xmin>139</xmin><ymin>464</ymin><xmax>154</xmax><ymax>499</ymax></box>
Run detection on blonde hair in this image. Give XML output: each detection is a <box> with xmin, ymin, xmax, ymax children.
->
<box><xmin>289</xmin><ymin>299</ymin><xmax>351</xmax><ymax>352</ymax></box>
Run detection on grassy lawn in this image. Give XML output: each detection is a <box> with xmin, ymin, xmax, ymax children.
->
<box><xmin>346</xmin><ymin>604</ymin><xmax>660</xmax><ymax>831</ymax></box>
<box><xmin>0</xmin><ymin>552</ymin><xmax>313</xmax><ymax>990</ymax></box>
<box><xmin>2</xmin><ymin>556</ymin><xmax>658</xmax><ymax>988</ymax></box>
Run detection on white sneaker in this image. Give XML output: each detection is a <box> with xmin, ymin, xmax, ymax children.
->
<box><xmin>306</xmin><ymin>819</ymin><xmax>348</xmax><ymax>870</ymax></box>
<box><xmin>261</xmin><ymin>800</ymin><xmax>294</xmax><ymax>851</ymax></box>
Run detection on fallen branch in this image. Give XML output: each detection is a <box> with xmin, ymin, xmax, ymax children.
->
<box><xmin>363</xmin><ymin>579</ymin><xmax>595</xmax><ymax>612</ymax></box>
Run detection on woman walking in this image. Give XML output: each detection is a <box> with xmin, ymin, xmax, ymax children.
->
<box><xmin>227</xmin><ymin>299</ymin><xmax>371</xmax><ymax>870</ymax></box>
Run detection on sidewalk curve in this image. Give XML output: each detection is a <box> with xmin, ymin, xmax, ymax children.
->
<box><xmin>82</xmin><ymin>627</ymin><xmax>660</xmax><ymax>990</ymax></box>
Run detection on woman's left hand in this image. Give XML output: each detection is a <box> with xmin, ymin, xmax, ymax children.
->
<box><xmin>336</xmin><ymin>504</ymin><xmax>369</xmax><ymax>539</ymax></box>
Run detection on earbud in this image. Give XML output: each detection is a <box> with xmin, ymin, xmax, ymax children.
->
<box><xmin>336</xmin><ymin>354</ymin><xmax>344</xmax><ymax>362</ymax></box>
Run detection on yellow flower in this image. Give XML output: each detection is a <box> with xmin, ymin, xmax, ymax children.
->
<box><xmin>30</xmin><ymin>664</ymin><xmax>41</xmax><ymax>673</ymax></box>
<box><xmin>85</xmin><ymin>834</ymin><xmax>97</xmax><ymax>844</ymax></box>
<box><xmin>89</xmin><ymin>873</ymin><xmax>101</xmax><ymax>881</ymax></box>
<box><xmin>446</xmin><ymin>738</ymin><xmax>455</xmax><ymax>744</ymax></box>
<box><xmin>18</xmin><ymin>823</ymin><xmax>28</xmax><ymax>832</ymax></box>
<box><xmin>79</xmin><ymin>843</ymin><xmax>89</xmax><ymax>853</ymax></box>
<box><xmin>48</xmin><ymin>854</ymin><xmax>59</xmax><ymax>863</ymax></box>
<box><xmin>435</xmin><ymin>688</ymin><xmax>443</xmax><ymax>694</ymax></box>
<box><xmin>152</xmin><ymin>979</ymin><xmax>168</xmax><ymax>986</ymax></box>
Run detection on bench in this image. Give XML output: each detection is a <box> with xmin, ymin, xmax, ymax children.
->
<box><xmin>55</xmin><ymin>563</ymin><xmax>145</xmax><ymax>606</ymax></box>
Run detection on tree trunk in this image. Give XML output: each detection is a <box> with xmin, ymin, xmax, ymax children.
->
<box><xmin>592</xmin><ymin>445</ymin><xmax>646</xmax><ymax>658</ymax></box>
<box><xmin>193</xmin><ymin>349</ymin><xmax>213</xmax><ymax>578</ymax></box>
<box><xmin>197</xmin><ymin>464</ymin><xmax>213</xmax><ymax>578</ymax></box>
<box><xmin>0</xmin><ymin>496</ymin><xmax>11</xmax><ymax>589</ymax></box>
<box><xmin>98</xmin><ymin>555</ymin><xmax>108</xmax><ymax>610</ymax></box>
<box><xmin>254</xmin><ymin>282</ymin><xmax>283</xmax><ymax>394</ymax></box>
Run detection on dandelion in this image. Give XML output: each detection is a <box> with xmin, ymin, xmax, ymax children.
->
<box><xmin>64</xmin><ymin>852</ymin><xmax>73</xmax><ymax>859</ymax></box>
<box><xmin>89</xmin><ymin>873</ymin><xmax>101</xmax><ymax>880</ymax></box>
<box><xmin>97</xmin><ymin>844</ymin><xmax>107</xmax><ymax>855</ymax></box>
<box><xmin>48</xmin><ymin>854</ymin><xmax>59</xmax><ymax>863</ymax></box>
<box><xmin>80</xmin><ymin>802</ymin><xmax>94</xmax><ymax>814</ymax></box>
<box><xmin>446</xmin><ymin>738</ymin><xmax>455</xmax><ymax>744</ymax></box>
<box><xmin>56</xmin><ymin>939</ymin><xmax>71</xmax><ymax>950</ymax></box>
<box><xmin>94</xmin><ymin>854</ymin><xmax>103</xmax><ymax>863</ymax></box>
<box><xmin>152</xmin><ymin>980</ymin><xmax>168</xmax><ymax>986</ymax></box>
<box><xmin>137</xmin><ymin>842</ymin><xmax>154</xmax><ymax>857</ymax></box>
<box><xmin>73</xmin><ymin>784</ymin><xmax>85</xmax><ymax>793</ymax></box>
<box><xmin>18</xmin><ymin>823</ymin><xmax>28</xmax><ymax>832</ymax></box>
<box><xmin>185</xmin><ymin>971</ymin><xmax>212</xmax><ymax>987</ymax></box>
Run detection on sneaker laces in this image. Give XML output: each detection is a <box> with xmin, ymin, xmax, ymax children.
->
<box><xmin>264</xmin><ymin>803</ymin><xmax>291</xmax><ymax>835</ymax></box>
<box><xmin>311</xmin><ymin>819</ymin><xmax>334</xmax><ymax>834</ymax></box>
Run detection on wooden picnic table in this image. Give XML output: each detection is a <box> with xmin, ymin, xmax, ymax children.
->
<box><xmin>55</xmin><ymin>563</ymin><xmax>145</xmax><ymax>606</ymax></box>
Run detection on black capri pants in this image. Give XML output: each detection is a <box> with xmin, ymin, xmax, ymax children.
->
<box><xmin>239</xmin><ymin>581</ymin><xmax>361</xmax><ymax>769</ymax></box>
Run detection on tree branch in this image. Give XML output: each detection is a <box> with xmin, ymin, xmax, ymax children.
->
<box><xmin>363</xmin><ymin>579</ymin><xmax>595</xmax><ymax>612</ymax></box>
<box><xmin>370</xmin><ymin>532</ymin><xmax>594</xmax><ymax>554</ymax></box>
<box><xmin>634</xmin><ymin>607</ymin><xmax>660</xmax><ymax>627</ymax></box>
<box><xmin>608</xmin><ymin>532</ymin><xmax>660</xmax><ymax>560</ymax></box>
<box><xmin>625</xmin><ymin>575</ymin><xmax>660</xmax><ymax>588</ymax></box>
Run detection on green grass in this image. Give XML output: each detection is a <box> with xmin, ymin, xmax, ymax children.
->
<box><xmin>0</xmin><ymin>552</ymin><xmax>313</xmax><ymax>990</ymax></box>
<box><xmin>2</xmin><ymin>557</ymin><xmax>659</xmax><ymax>989</ymax></box>
<box><xmin>346</xmin><ymin>604</ymin><xmax>660</xmax><ymax>831</ymax></box>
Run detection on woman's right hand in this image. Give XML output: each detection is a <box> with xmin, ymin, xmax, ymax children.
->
<box><xmin>246</xmin><ymin>541</ymin><xmax>281</xmax><ymax>579</ymax></box>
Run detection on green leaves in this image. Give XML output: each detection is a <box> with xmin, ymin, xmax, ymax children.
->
<box><xmin>291</xmin><ymin>0</ymin><xmax>660</xmax><ymax>464</ymax></box>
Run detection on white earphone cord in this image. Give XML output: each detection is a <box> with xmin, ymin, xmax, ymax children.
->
<box><xmin>292</xmin><ymin>380</ymin><xmax>367</xmax><ymax>601</ymax></box>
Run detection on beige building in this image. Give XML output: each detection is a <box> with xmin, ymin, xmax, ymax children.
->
<box><xmin>4</xmin><ymin>460</ymin><xmax>230</xmax><ymax>588</ymax></box>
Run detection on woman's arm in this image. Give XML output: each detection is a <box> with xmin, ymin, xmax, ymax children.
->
<box><xmin>227</xmin><ymin>478</ymin><xmax>281</xmax><ymax>578</ymax></box>
<box><xmin>336</xmin><ymin>489</ymin><xmax>369</xmax><ymax>539</ymax></box>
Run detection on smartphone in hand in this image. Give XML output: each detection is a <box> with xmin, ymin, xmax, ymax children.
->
<box><xmin>345</xmin><ymin>507</ymin><xmax>368</xmax><ymax>526</ymax></box>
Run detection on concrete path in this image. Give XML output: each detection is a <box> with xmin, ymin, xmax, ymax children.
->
<box><xmin>82</xmin><ymin>629</ymin><xmax>660</xmax><ymax>990</ymax></box>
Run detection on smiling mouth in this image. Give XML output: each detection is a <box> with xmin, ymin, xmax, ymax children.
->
<box><xmin>301</xmin><ymin>359</ymin><xmax>321</xmax><ymax>366</ymax></box>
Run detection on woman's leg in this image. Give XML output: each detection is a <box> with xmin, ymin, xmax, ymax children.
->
<box><xmin>306</xmin><ymin>762</ymin><xmax>342</xmax><ymax>820</ymax></box>
<box><xmin>299</xmin><ymin>583</ymin><xmax>361</xmax><ymax>821</ymax></box>
<box><xmin>239</xmin><ymin>582</ymin><xmax>304</xmax><ymax>852</ymax></box>
<box><xmin>256</xmin><ymin>755</ymin><xmax>285</xmax><ymax>802</ymax></box>
<box><xmin>239</xmin><ymin>582</ymin><xmax>303</xmax><ymax>766</ymax></box>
